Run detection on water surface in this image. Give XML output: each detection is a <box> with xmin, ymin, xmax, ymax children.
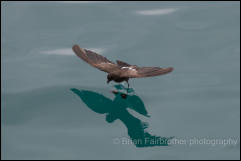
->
<box><xmin>1</xmin><ymin>1</ymin><xmax>240</xmax><ymax>160</ymax></box>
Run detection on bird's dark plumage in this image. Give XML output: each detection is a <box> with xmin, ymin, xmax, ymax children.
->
<box><xmin>72</xmin><ymin>44</ymin><xmax>173</xmax><ymax>85</ymax></box>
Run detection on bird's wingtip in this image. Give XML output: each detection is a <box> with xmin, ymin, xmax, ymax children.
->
<box><xmin>72</xmin><ymin>44</ymin><xmax>86</xmax><ymax>54</ymax></box>
<box><xmin>72</xmin><ymin>44</ymin><xmax>80</xmax><ymax>50</ymax></box>
<box><xmin>167</xmin><ymin>67</ymin><xmax>174</xmax><ymax>72</ymax></box>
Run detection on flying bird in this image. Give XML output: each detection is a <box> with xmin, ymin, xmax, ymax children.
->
<box><xmin>72</xmin><ymin>44</ymin><xmax>173</xmax><ymax>88</ymax></box>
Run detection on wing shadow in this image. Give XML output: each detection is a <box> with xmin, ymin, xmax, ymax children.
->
<box><xmin>70</xmin><ymin>87</ymin><xmax>171</xmax><ymax>147</ymax></box>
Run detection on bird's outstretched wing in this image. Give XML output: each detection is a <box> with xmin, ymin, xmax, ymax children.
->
<box><xmin>116</xmin><ymin>60</ymin><xmax>131</xmax><ymax>67</ymax></box>
<box><xmin>120</xmin><ymin>66</ymin><xmax>174</xmax><ymax>78</ymax></box>
<box><xmin>72</xmin><ymin>45</ymin><xmax>120</xmax><ymax>73</ymax></box>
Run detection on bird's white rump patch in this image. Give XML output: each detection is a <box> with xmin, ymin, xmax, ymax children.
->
<box><xmin>121</xmin><ymin>66</ymin><xmax>136</xmax><ymax>71</ymax></box>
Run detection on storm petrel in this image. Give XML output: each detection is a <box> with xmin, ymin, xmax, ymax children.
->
<box><xmin>72</xmin><ymin>45</ymin><xmax>173</xmax><ymax>88</ymax></box>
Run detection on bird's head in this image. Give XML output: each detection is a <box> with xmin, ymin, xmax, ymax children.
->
<box><xmin>107</xmin><ymin>75</ymin><xmax>113</xmax><ymax>84</ymax></box>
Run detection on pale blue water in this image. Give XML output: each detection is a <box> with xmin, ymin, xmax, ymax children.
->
<box><xmin>1</xmin><ymin>1</ymin><xmax>240</xmax><ymax>160</ymax></box>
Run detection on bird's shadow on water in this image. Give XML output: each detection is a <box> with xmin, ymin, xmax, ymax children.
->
<box><xmin>70</xmin><ymin>85</ymin><xmax>172</xmax><ymax>147</ymax></box>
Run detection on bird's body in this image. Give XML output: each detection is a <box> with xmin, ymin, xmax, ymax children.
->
<box><xmin>72</xmin><ymin>45</ymin><xmax>173</xmax><ymax>87</ymax></box>
<box><xmin>108</xmin><ymin>74</ymin><xmax>129</xmax><ymax>83</ymax></box>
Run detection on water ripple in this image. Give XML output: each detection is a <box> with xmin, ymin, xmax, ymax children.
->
<box><xmin>40</xmin><ymin>47</ymin><xmax>106</xmax><ymax>56</ymax></box>
<box><xmin>135</xmin><ymin>8</ymin><xmax>178</xmax><ymax>16</ymax></box>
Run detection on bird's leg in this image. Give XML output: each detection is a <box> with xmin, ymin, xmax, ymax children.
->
<box><xmin>126</xmin><ymin>80</ymin><xmax>130</xmax><ymax>93</ymax></box>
